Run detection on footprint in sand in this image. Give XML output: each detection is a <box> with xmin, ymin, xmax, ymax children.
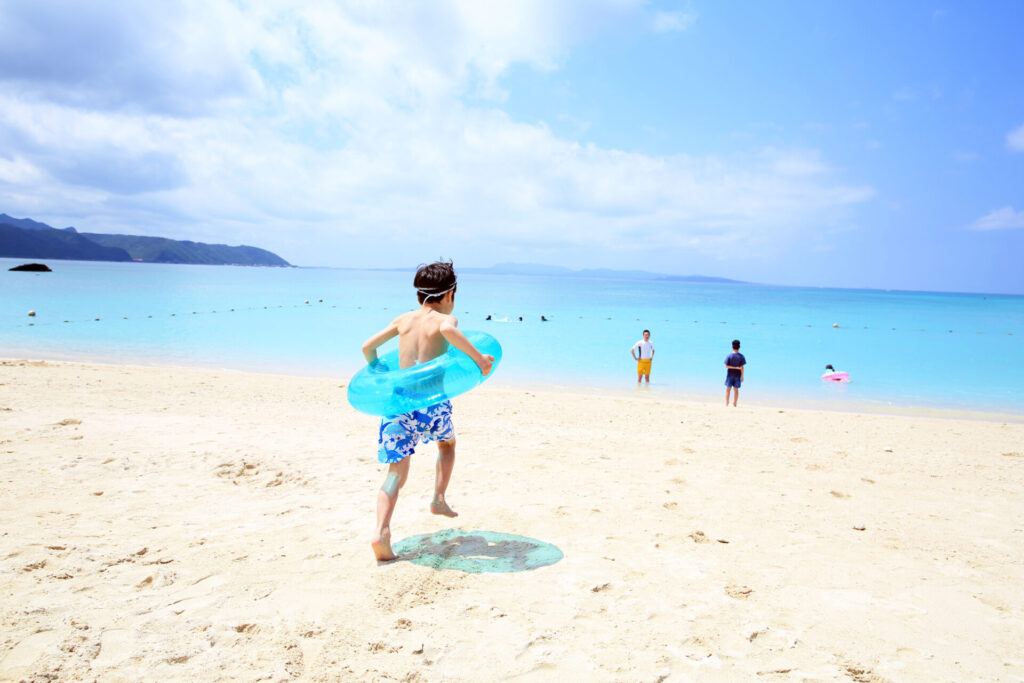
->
<box><xmin>725</xmin><ymin>585</ymin><xmax>753</xmax><ymax>600</ymax></box>
<box><xmin>841</xmin><ymin>662</ymin><xmax>879</xmax><ymax>682</ymax></box>
<box><xmin>166</xmin><ymin>574</ymin><xmax>228</xmax><ymax>613</ymax></box>
<box><xmin>91</xmin><ymin>629</ymin><xmax>135</xmax><ymax>668</ymax></box>
<box><xmin>0</xmin><ymin>631</ymin><xmax>62</xmax><ymax>677</ymax></box>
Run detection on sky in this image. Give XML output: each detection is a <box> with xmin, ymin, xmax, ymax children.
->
<box><xmin>1</xmin><ymin>1</ymin><xmax>1022</xmax><ymax>294</ymax></box>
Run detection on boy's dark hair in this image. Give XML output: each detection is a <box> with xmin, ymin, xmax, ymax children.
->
<box><xmin>415</xmin><ymin>260</ymin><xmax>457</xmax><ymax>304</ymax></box>
<box><xmin>643</xmin><ymin>329</ymin><xmax>650</xmax><ymax>335</ymax></box>
<box><xmin>732</xmin><ymin>339</ymin><xmax>741</xmax><ymax>349</ymax></box>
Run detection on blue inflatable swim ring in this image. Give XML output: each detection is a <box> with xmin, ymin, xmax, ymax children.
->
<box><xmin>347</xmin><ymin>331</ymin><xmax>502</xmax><ymax>416</ymax></box>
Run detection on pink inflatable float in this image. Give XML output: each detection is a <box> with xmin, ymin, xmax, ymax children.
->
<box><xmin>821</xmin><ymin>371</ymin><xmax>850</xmax><ymax>382</ymax></box>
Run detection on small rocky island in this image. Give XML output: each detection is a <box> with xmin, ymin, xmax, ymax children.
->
<box><xmin>9</xmin><ymin>263</ymin><xmax>52</xmax><ymax>272</ymax></box>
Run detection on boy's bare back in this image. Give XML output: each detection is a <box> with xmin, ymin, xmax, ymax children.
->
<box><xmin>394</xmin><ymin>308</ymin><xmax>457</xmax><ymax>369</ymax></box>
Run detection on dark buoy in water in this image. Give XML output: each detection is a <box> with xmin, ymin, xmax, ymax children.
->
<box><xmin>541</xmin><ymin>315</ymin><xmax>548</xmax><ymax>321</ymax></box>
<box><xmin>485</xmin><ymin>315</ymin><xmax>492</xmax><ymax>320</ymax></box>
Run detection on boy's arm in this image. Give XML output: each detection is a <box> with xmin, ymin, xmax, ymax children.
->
<box><xmin>361</xmin><ymin>320</ymin><xmax>400</xmax><ymax>364</ymax></box>
<box><xmin>439</xmin><ymin>319</ymin><xmax>494</xmax><ymax>376</ymax></box>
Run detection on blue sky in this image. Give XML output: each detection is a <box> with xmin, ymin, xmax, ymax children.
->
<box><xmin>0</xmin><ymin>1</ymin><xmax>1022</xmax><ymax>293</ymax></box>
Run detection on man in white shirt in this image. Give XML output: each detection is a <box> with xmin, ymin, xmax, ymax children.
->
<box><xmin>630</xmin><ymin>329</ymin><xmax>655</xmax><ymax>384</ymax></box>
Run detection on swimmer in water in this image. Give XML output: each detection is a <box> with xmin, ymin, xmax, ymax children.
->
<box><xmin>360</xmin><ymin>260</ymin><xmax>494</xmax><ymax>562</ymax></box>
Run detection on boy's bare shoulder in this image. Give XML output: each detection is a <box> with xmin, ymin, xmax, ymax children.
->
<box><xmin>393</xmin><ymin>310</ymin><xmax>418</xmax><ymax>324</ymax></box>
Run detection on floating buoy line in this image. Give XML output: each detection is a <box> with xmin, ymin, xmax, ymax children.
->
<box><xmin>7</xmin><ymin>300</ymin><xmax>1017</xmax><ymax>337</ymax></box>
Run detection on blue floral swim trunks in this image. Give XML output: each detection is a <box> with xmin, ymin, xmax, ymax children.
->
<box><xmin>377</xmin><ymin>400</ymin><xmax>455</xmax><ymax>464</ymax></box>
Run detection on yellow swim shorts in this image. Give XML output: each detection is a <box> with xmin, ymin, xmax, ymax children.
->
<box><xmin>636</xmin><ymin>358</ymin><xmax>652</xmax><ymax>376</ymax></box>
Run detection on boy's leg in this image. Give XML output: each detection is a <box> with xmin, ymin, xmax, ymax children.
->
<box><xmin>725</xmin><ymin>386</ymin><xmax>732</xmax><ymax>406</ymax></box>
<box><xmin>372</xmin><ymin>457</ymin><xmax>411</xmax><ymax>561</ymax></box>
<box><xmin>431</xmin><ymin>438</ymin><xmax>458</xmax><ymax>517</ymax></box>
<box><xmin>733</xmin><ymin>387</ymin><xmax>739</xmax><ymax>407</ymax></box>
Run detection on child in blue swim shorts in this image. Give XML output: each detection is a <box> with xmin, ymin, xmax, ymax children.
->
<box><xmin>724</xmin><ymin>339</ymin><xmax>746</xmax><ymax>407</ymax></box>
<box><xmin>378</xmin><ymin>400</ymin><xmax>455</xmax><ymax>464</ymax></box>
<box><xmin>360</xmin><ymin>260</ymin><xmax>494</xmax><ymax>562</ymax></box>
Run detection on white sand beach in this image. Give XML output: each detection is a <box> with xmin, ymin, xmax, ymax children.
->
<box><xmin>2</xmin><ymin>359</ymin><xmax>1023</xmax><ymax>681</ymax></box>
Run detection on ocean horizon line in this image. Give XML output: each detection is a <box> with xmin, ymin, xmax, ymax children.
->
<box><xmin>298</xmin><ymin>263</ymin><xmax>1024</xmax><ymax>299</ymax></box>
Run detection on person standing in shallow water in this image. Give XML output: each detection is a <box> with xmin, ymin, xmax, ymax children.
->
<box><xmin>631</xmin><ymin>329</ymin><xmax>654</xmax><ymax>383</ymax></box>
<box><xmin>724</xmin><ymin>339</ymin><xmax>746</xmax><ymax>406</ymax></box>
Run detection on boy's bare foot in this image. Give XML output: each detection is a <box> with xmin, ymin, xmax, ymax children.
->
<box><xmin>371</xmin><ymin>528</ymin><xmax>396</xmax><ymax>561</ymax></box>
<box><xmin>430</xmin><ymin>499</ymin><xmax>458</xmax><ymax>518</ymax></box>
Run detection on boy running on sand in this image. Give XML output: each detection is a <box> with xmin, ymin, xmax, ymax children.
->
<box><xmin>360</xmin><ymin>261</ymin><xmax>494</xmax><ymax>562</ymax></box>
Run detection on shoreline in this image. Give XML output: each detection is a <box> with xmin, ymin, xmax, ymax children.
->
<box><xmin>3</xmin><ymin>350</ymin><xmax>1021</xmax><ymax>424</ymax></box>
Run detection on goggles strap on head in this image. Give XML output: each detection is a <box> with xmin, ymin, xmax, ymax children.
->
<box><xmin>417</xmin><ymin>283</ymin><xmax>457</xmax><ymax>298</ymax></box>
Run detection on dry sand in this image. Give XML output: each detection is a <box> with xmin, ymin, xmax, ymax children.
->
<box><xmin>1</xmin><ymin>359</ymin><xmax>1023</xmax><ymax>682</ymax></box>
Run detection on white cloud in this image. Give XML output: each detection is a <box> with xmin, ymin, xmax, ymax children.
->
<box><xmin>652</xmin><ymin>11</ymin><xmax>697</xmax><ymax>33</ymax></box>
<box><xmin>951</xmin><ymin>150</ymin><xmax>979</xmax><ymax>163</ymax></box>
<box><xmin>0</xmin><ymin>0</ymin><xmax>259</xmax><ymax>115</ymax></box>
<box><xmin>0</xmin><ymin>155</ymin><xmax>43</xmax><ymax>184</ymax></box>
<box><xmin>1007</xmin><ymin>123</ymin><xmax>1024</xmax><ymax>152</ymax></box>
<box><xmin>967</xmin><ymin>206</ymin><xmax>1024</xmax><ymax>231</ymax></box>
<box><xmin>0</xmin><ymin>0</ymin><xmax>873</xmax><ymax>266</ymax></box>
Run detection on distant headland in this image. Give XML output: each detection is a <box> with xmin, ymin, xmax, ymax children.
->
<box><xmin>329</xmin><ymin>261</ymin><xmax>745</xmax><ymax>284</ymax></box>
<box><xmin>0</xmin><ymin>213</ymin><xmax>290</xmax><ymax>267</ymax></box>
<box><xmin>459</xmin><ymin>262</ymin><xmax>745</xmax><ymax>284</ymax></box>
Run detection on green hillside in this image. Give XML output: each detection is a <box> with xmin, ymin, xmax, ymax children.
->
<box><xmin>0</xmin><ymin>222</ymin><xmax>132</xmax><ymax>262</ymax></box>
<box><xmin>0</xmin><ymin>213</ymin><xmax>291</xmax><ymax>266</ymax></box>
<box><xmin>83</xmin><ymin>233</ymin><xmax>291</xmax><ymax>266</ymax></box>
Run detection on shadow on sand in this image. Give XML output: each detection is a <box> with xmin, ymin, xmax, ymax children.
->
<box><xmin>391</xmin><ymin>529</ymin><xmax>563</xmax><ymax>574</ymax></box>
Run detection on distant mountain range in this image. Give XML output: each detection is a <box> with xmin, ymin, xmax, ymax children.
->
<box><xmin>459</xmin><ymin>262</ymin><xmax>744</xmax><ymax>284</ymax></box>
<box><xmin>0</xmin><ymin>213</ymin><xmax>290</xmax><ymax>267</ymax></box>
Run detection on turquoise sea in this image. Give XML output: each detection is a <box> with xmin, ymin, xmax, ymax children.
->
<box><xmin>2</xmin><ymin>258</ymin><xmax>1022</xmax><ymax>416</ymax></box>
